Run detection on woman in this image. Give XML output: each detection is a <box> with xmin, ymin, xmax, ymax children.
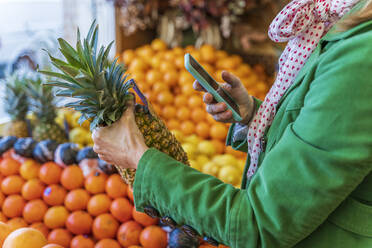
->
<box><xmin>93</xmin><ymin>0</ymin><xmax>372</xmax><ymax>247</ymax></box>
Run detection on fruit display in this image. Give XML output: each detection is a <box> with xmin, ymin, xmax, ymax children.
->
<box><xmin>121</xmin><ymin>39</ymin><xmax>270</xmax><ymax>139</ymax></box>
<box><xmin>0</xmin><ymin>135</ymin><xmax>230</xmax><ymax>248</ymax></box>
<box><xmin>40</xmin><ymin>22</ymin><xmax>189</xmax><ymax>187</ymax></box>
<box><xmin>2</xmin><ymin>74</ymin><xmax>29</xmax><ymax>138</ymax></box>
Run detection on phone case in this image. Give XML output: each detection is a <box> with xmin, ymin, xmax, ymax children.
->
<box><xmin>184</xmin><ymin>53</ymin><xmax>242</xmax><ymax>122</ymax></box>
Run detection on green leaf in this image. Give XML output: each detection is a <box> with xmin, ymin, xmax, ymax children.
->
<box><xmin>58</xmin><ymin>38</ymin><xmax>81</xmax><ymax>67</ymax></box>
<box><xmin>43</xmin><ymin>81</ymin><xmax>80</xmax><ymax>89</ymax></box>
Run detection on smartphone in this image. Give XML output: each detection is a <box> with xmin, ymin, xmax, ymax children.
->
<box><xmin>184</xmin><ymin>53</ymin><xmax>242</xmax><ymax>122</ymax></box>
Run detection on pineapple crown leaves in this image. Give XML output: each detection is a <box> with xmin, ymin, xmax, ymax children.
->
<box><xmin>39</xmin><ymin>20</ymin><xmax>135</xmax><ymax>131</ymax></box>
<box><xmin>2</xmin><ymin>74</ymin><xmax>29</xmax><ymax>121</ymax></box>
<box><xmin>25</xmin><ymin>76</ymin><xmax>57</xmax><ymax>122</ymax></box>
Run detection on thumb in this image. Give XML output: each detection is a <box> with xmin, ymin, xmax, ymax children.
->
<box><xmin>221</xmin><ymin>71</ymin><xmax>241</xmax><ymax>88</ymax></box>
<box><xmin>120</xmin><ymin>95</ymin><xmax>136</xmax><ymax>122</ymax></box>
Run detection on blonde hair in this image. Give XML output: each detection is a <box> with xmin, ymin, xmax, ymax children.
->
<box><xmin>338</xmin><ymin>0</ymin><xmax>372</xmax><ymax>30</ymax></box>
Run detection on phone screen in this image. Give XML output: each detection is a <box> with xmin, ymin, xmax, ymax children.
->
<box><xmin>189</xmin><ymin>55</ymin><xmax>240</xmax><ymax>114</ymax></box>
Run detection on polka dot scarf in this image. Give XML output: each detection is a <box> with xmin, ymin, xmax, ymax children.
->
<box><xmin>246</xmin><ymin>0</ymin><xmax>359</xmax><ymax>180</ymax></box>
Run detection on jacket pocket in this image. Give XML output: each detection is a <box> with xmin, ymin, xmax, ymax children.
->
<box><xmin>328</xmin><ymin>197</ymin><xmax>372</xmax><ymax>237</ymax></box>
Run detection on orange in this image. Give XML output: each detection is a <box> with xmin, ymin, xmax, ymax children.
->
<box><xmin>159</xmin><ymin>61</ymin><xmax>175</xmax><ymax>72</ymax></box>
<box><xmin>136</xmin><ymin>45</ymin><xmax>154</xmax><ymax>58</ymax></box>
<box><xmin>127</xmin><ymin>186</ymin><xmax>134</xmax><ymax>202</ymax></box>
<box><xmin>64</xmin><ymin>189</ymin><xmax>90</xmax><ymax>211</ymax></box>
<box><xmin>172</xmin><ymin>46</ymin><xmax>184</xmax><ymax>55</ymax></box>
<box><xmin>39</xmin><ymin>162</ymin><xmax>62</xmax><ymax>185</ymax></box>
<box><xmin>188</xmin><ymin>95</ymin><xmax>203</xmax><ymax>108</ymax></box>
<box><xmin>47</xmin><ymin>229</ymin><xmax>72</xmax><ymax>248</ymax></box>
<box><xmin>179</xmin><ymin>71</ymin><xmax>194</xmax><ymax>86</ymax></box>
<box><xmin>87</xmin><ymin>194</ymin><xmax>112</xmax><ymax>216</ymax></box>
<box><xmin>132</xmin><ymin>209</ymin><xmax>158</xmax><ymax>226</ymax></box>
<box><xmin>42</xmin><ymin>184</ymin><xmax>67</xmax><ymax>206</ymax></box>
<box><xmin>117</xmin><ymin>221</ymin><xmax>142</xmax><ymax>247</ymax></box>
<box><xmin>43</xmin><ymin>206</ymin><xmax>69</xmax><ymax>229</ymax></box>
<box><xmin>180</xmin><ymin>121</ymin><xmax>195</xmax><ymax>136</ymax></box>
<box><xmin>85</xmin><ymin>172</ymin><xmax>107</xmax><ymax>194</ymax></box>
<box><xmin>129</xmin><ymin>58</ymin><xmax>149</xmax><ymax>72</ymax></box>
<box><xmin>189</xmin><ymin>50</ymin><xmax>202</xmax><ymax>62</ymax></box>
<box><xmin>152</xmin><ymin>83</ymin><xmax>169</xmax><ymax>94</ymax></box>
<box><xmin>174</xmin><ymin>95</ymin><xmax>187</xmax><ymax>107</ymax></box>
<box><xmin>0</xmin><ymin>221</ymin><xmax>12</xmax><ymax>247</ymax></box>
<box><xmin>66</xmin><ymin>211</ymin><xmax>93</xmax><ymax>235</ymax></box>
<box><xmin>19</xmin><ymin>159</ymin><xmax>40</xmax><ymax>180</ymax></box>
<box><xmin>216</xmin><ymin>57</ymin><xmax>238</xmax><ymax>70</ymax></box>
<box><xmin>92</xmin><ymin>213</ymin><xmax>119</xmax><ymax>240</ymax></box>
<box><xmin>150</xmin><ymin>55</ymin><xmax>162</xmax><ymax>69</ymax></box>
<box><xmin>122</xmin><ymin>49</ymin><xmax>136</xmax><ymax>65</ymax></box>
<box><xmin>3</xmin><ymin>195</ymin><xmax>26</xmax><ymax>218</ymax></box>
<box><xmin>200</xmin><ymin>44</ymin><xmax>216</xmax><ymax>63</ymax></box>
<box><xmin>167</xmin><ymin>119</ymin><xmax>181</xmax><ymax>130</ymax></box>
<box><xmin>128</xmin><ymin>246</ymin><xmax>143</xmax><ymax>248</ymax></box>
<box><xmin>174</xmin><ymin>56</ymin><xmax>184</xmax><ymax>69</ymax></box>
<box><xmin>95</xmin><ymin>239</ymin><xmax>121</xmax><ymax>248</ymax></box>
<box><xmin>206</xmin><ymin>113</ymin><xmax>216</xmax><ymax>124</ymax></box>
<box><xmin>216</xmin><ymin>50</ymin><xmax>228</xmax><ymax>59</ymax></box>
<box><xmin>176</xmin><ymin>107</ymin><xmax>191</xmax><ymax>121</ymax></box>
<box><xmin>131</xmin><ymin>71</ymin><xmax>146</xmax><ymax>83</ymax></box>
<box><xmin>22</xmin><ymin>199</ymin><xmax>48</xmax><ymax>223</ymax></box>
<box><xmin>211</xmin><ymin>139</ymin><xmax>225</xmax><ymax>154</ymax></box>
<box><xmin>0</xmin><ymin>158</ymin><xmax>20</xmax><ymax>176</ymax></box>
<box><xmin>191</xmin><ymin>108</ymin><xmax>206</xmax><ymax>122</ymax></box>
<box><xmin>225</xmin><ymin>146</ymin><xmax>246</xmax><ymax>158</ymax></box>
<box><xmin>157</xmin><ymin>91</ymin><xmax>174</xmax><ymax>106</ymax></box>
<box><xmin>1</xmin><ymin>175</ymin><xmax>25</xmax><ymax>195</ymax></box>
<box><xmin>42</xmin><ymin>244</ymin><xmax>64</xmax><ymax>248</ymax></box>
<box><xmin>146</xmin><ymin>70</ymin><xmax>162</xmax><ymax>85</ymax></box>
<box><xmin>22</xmin><ymin>178</ymin><xmax>45</xmax><ymax>200</ymax></box>
<box><xmin>184</xmin><ymin>45</ymin><xmax>195</xmax><ymax>53</ymax></box>
<box><xmin>181</xmin><ymin>83</ymin><xmax>194</xmax><ymax>96</ymax></box>
<box><xmin>110</xmin><ymin>198</ymin><xmax>133</xmax><ymax>222</ymax></box>
<box><xmin>235</xmin><ymin>64</ymin><xmax>252</xmax><ymax>77</ymax></box>
<box><xmin>70</xmin><ymin>235</ymin><xmax>95</xmax><ymax>248</ymax></box>
<box><xmin>60</xmin><ymin>166</ymin><xmax>84</xmax><ymax>190</ymax></box>
<box><xmin>0</xmin><ymin>213</ymin><xmax>8</xmax><ymax>222</ymax></box>
<box><xmin>30</xmin><ymin>222</ymin><xmax>49</xmax><ymax>238</ymax></box>
<box><xmin>161</xmin><ymin>105</ymin><xmax>177</xmax><ymax>120</ymax></box>
<box><xmin>105</xmin><ymin>174</ymin><xmax>127</xmax><ymax>199</ymax></box>
<box><xmin>256</xmin><ymin>81</ymin><xmax>269</xmax><ymax>94</ymax></box>
<box><xmin>3</xmin><ymin>227</ymin><xmax>47</xmax><ymax>248</ymax></box>
<box><xmin>195</xmin><ymin>122</ymin><xmax>210</xmax><ymax>139</ymax></box>
<box><xmin>210</xmin><ymin>123</ymin><xmax>228</xmax><ymax>141</ymax></box>
<box><xmin>0</xmin><ymin>191</ymin><xmax>4</xmax><ymax>206</ymax></box>
<box><xmin>7</xmin><ymin>218</ymin><xmax>27</xmax><ymax>231</ymax></box>
<box><xmin>231</xmin><ymin>54</ymin><xmax>243</xmax><ymax>65</ymax></box>
<box><xmin>163</xmin><ymin>70</ymin><xmax>178</xmax><ymax>87</ymax></box>
<box><xmin>139</xmin><ymin>225</ymin><xmax>167</xmax><ymax>248</ymax></box>
<box><xmin>163</xmin><ymin>50</ymin><xmax>175</xmax><ymax>61</ymax></box>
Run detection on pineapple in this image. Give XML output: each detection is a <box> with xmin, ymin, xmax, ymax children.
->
<box><xmin>3</xmin><ymin>74</ymin><xmax>29</xmax><ymax>137</ymax></box>
<box><xmin>40</xmin><ymin>21</ymin><xmax>189</xmax><ymax>186</ymax></box>
<box><xmin>26</xmin><ymin>77</ymin><xmax>68</xmax><ymax>144</ymax></box>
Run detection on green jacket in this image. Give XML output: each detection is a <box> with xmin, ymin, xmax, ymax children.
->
<box><xmin>133</xmin><ymin>13</ymin><xmax>372</xmax><ymax>248</ymax></box>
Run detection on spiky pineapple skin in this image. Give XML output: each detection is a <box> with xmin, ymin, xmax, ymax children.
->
<box><xmin>33</xmin><ymin>122</ymin><xmax>67</xmax><ymax>144</ymax></box>
<box><xmin>115</xmin><ymin>104</ymin><xmax>189</xmax><ymax>187</ymax></box>
<box><xmin>4</xmin><ymin>120</ymin><xmax>28</xmax><ymax>138</ymax></box>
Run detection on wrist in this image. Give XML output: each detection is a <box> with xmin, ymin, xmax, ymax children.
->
<box><xmin>239</xmin><ymin>95</ymin><xmax>256</xmax><ymax>125</ymax></box>
<box><xmin>133</xmin><ymin>144</ymin><xmax>149</xmax><ymax>169</ymax></box>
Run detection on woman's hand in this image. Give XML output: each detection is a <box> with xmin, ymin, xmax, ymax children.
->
<box><xmin>193</xmin><ymin>71</ymin><xmax>255</xmax><ymax>125</ymax></box>
<box><xmin>92</xmin><ymin>100</ymin><xmax>148</xmax><ymax>170</ymax></box>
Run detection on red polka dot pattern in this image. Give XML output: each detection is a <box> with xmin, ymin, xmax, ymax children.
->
<box><xmin>246</xmin><ymin>0</ymin><xmax>358</xmax><ymax>179</ymax></box>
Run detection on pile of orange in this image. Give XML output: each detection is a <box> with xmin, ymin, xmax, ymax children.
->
<box><xmin>0</xmin><ymin>149</ymin><xmax>171</xmax><ymax>248</ymax></box>
<box><xmin>120</xmin><ymin>39</ymin><xmax>272</xmax><ymax>156</ymax></box>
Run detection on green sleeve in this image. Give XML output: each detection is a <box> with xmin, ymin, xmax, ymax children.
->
<box><xmin>225</xmin><ymin>97</ymin><xmax>262</xmax><ymax>152</ymax></box>
<box><xmin>134</xmin><ymin>32</ymin><xmax>372</xmax><ymax>247</ymax></box>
